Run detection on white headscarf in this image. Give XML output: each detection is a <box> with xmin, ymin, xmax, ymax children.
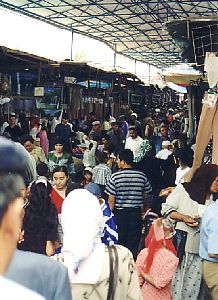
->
<box><xmin>61</xmin><ymin>189</ymin><xmax>105</xmax><ymax>284</ymax></box>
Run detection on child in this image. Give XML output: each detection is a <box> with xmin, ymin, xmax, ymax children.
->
<box><xmin>136</xmin><ymin>218</ymin><xmax>178</xmax><ymax>300</ymax></box>
<box><xmin>92</xmin><ymin>151</ymin><xmax>111</xmax><ymax>197</ymax></box>
<box><xmin>36</xmin><ymin>162</ymin><xmax>49</xmax><ymax>180</ymax></box>
<box><xmin>80</xmin><ymin>167</ymin><xmax>93</xmax><ymax>187</ymax></box>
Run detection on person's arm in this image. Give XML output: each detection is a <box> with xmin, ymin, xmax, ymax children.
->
<box><xmin>143</xmin><ymin>193</ymin><xmax>149</xmax><ymax>210</ymax></box>
<box><xmin>208</xmin><ymin>253</ymin><xmax>218</xmax><ymax>258</ymax></box>
<box><xmin>206</xmin><ymin>217</ymin><xmax>218</xmax><ymax>258</ymax></box>
<box><xmin>105</xmin><ymin>175</ymin><xmax>116</xmax><ymax>210</ymax></box>
<box><xmin>169</xmin><ymin>211</ymin><xmax>198</xmax><ymax>227</ymax></box>
<box><xmin>108</xmin><ymin>195</ymin><xmax>115</xmax><ymax>211</ymax></box>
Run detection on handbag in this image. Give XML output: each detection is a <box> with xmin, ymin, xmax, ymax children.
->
<box><xmin>107</xmin><ymin>245</ymin><xmax>119</xmax><ymax>300</ymax></box>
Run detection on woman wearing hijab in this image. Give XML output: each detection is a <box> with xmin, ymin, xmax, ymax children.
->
<box><xmin>136</xmin><ymin>218</ymin><xmax>179</xmax><ymax>299</ymax></box>
<box><xmin>161</xmin><ymin>163</ymin><xmax>218</xmax><ymax>300</ymax></box>
<box><xmin>60</xmin><ymin>189</ymin><xmax>142</xmax><ymax>300</ymax></box>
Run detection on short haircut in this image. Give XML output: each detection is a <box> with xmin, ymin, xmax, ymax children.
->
<box><xmin>128</xmin><ymin>126</ymin><xmax>137</xmax><ymax>132</ymax></box>
<box><xmin>119</xmin><ymin>149</ymin><xmax>134</xmax><ymax>165</ymax></box>
<box><xmin>96</xmin><ymin>151</ymin><xmax>107</xmax><ymax>163</ymax></box>
<box><xmin>20</xmin><ymin>134</ymin><xmax>34</xmax><ymax>145</ymax></box>
<box><xmin>36</xmin><ymin>162</ymin><xmax>49</xmax><ymax>177</ymax></box>
<box><xmin>62</xmin><ymin>113</ymin><xmax>69</xmax><ymax>120</ymax></box>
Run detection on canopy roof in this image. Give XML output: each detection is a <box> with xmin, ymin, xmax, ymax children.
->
<box><xmin>1</xmin><ymin>0</ymin><xmax>218</xmax><ymax>68</ymax></box>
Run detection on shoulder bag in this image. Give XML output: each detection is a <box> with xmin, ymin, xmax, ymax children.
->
<box><xmin>107</xmin><ymin>245</ymin><xmax>119</xmax><ymax>300</ymax></box>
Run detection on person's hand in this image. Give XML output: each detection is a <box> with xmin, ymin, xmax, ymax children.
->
<box><xmin>182</xmin><ymin>215</ymin><xmax>199</xmax><ymax>227</ymax></box>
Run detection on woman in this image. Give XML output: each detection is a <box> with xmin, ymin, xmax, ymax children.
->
<box><xmin>80</xmin><ymin>167</ymin><xmax>93</xmax><ymax>187</ymax></box>
<box><xmin>47</xmin><ymin>136</ymin><xmax>75</xmax><ymax>180</ymax></box>
<box><xmin>18</xmin><ymin>178</ymin><xmax>59</xmax><ymax>256</ymax></box>
<box><xmin>136</xmin><ymin>218</ymin><xmax>179</xmax><ymax>299</ymax></box>
<box><xmin>51</xmin><ymin>166</ymin><xmax>79</xmax><ymax>244</ymax></box>
<box><xmin>59</xmin><ymin>189</ymin><xmax>142</xmax><ymax>300</ymax></box>
<box><xmin>161</xmin><ymin>163</ymin><xmax>218</xmax><ymax>300</ymax></box>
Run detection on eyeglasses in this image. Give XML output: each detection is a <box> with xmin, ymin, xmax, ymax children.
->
<box><xmin>22</xmin><ymin>198</ymin><xmax>29</xmax><ymax>209</ymax></box>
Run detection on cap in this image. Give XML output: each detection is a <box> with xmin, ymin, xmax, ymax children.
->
<box><xmin>131</xmin><ymin>113</ymin><xmax>138</xmax><ymax>118</ymax></box>
<box><xmin>162</xmin><ymin>140</ymin><xmax>171</xmax><ymax>146</ymax></box>
<box><xmin>110</xmin><ymin>117</ymin><xmax>116</xmax><ymax>124</ymax></box>
<box><xmin>92</xmin><ymin>120</ymin><xmax>100</xmax><ymax>126</ymax></box>
<box><xmin>85</xmin><ymin>183</ymin><xmax>101</xmax><ymax>198</ymax></box>
<box><xmin>84</xmin><ymin>167</ymin><xmax>93</xmax><ymax>174</ymax></box>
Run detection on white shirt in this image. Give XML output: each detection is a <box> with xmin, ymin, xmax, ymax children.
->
<box><xmin>49</xmin><ymin>119</ymin><xmax>59</xmax><ymax>134</ymax></box>
<box><xmin>175</xmin><ymin>166</ymin><xmax>190</xmax><ymax>185</ymax></box>
<box><xmin>0</xmin><ymin>276</ymin><xmax>45</xmax><ymax>299</ymax></box>
<box><xmin>125</xmin><ymin>136</ymin><xmax>143</xmax><ymax>158</ymax></box>
<box><xmin>156</xmin><ymin>149</ymin><xmax>172</xmax><ymax>160</ymax></box>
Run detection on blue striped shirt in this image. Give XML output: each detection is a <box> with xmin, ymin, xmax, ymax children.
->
<box><xmin>105</xmin><ymin>168</ymin><xmax>152</xmax><ymax>208</ymax></box>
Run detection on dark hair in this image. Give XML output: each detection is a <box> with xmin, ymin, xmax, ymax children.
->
<box><xmin>119</xmin><ymin>149</ymin><xmax>134</xmax><ymax>165</ymax></box>
<box><xmin>183</xmin><ymin>164</ymin><xmax>218</xmax><ymax>204</ymax></box>
<box><xmin>96</xmin><ymin>151</ymin><xmax>107</xmax><ymax>163</ymax></box>
<box><xmin>20</xmin><ymin>134</ymin><xmax>34</xmax><ymax>145</ymax></box>
<box><xmin>66</xmin><ymin>182</ymin><xmax>81</xmax><ymax>197</ymax></box>
<box><xmin>53</xmin><ymin>136</ymin><xmax>64</xmax><ymax>147</ymax></box>
<box><xmin>128</xmin><ymin>126</ymin><xmax>137</xmax><ymax>132</ymax></box>
<box><xmin>0</xmin><ymin>174</ymin><xmax>24</xmax><ymax>223</ymax></box>
<box><xmin>19</xmin><ymin>181</ymin><xmax>58</xmax><ymax>254</ymax></box>
<box><xmin>52</xmin><ymin>165</ymin><xmax>69</xmax><ymax>178</ymax></box>
<box><xmin>101</xmin><ymin>134</ymin><xmax>110</xmax><ymax>141</ymax></box>
<box><xmin>36</xmin><ymin>162</ymin><xmax>49</xmax><ymax>177</ymax></box>
<box><xmin>62</xmin><ymin>113</ymin><xmax>69</xmax><ymax>120</ymax></box>
<box><xmin>174</xmin><ymin>147</ymin><xmax>194</xmax><ymax>168</ymax></box>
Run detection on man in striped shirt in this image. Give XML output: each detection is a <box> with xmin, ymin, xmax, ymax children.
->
<box><xmin>105</xmin><ymin>149</ymin><xmax>152</xmax><ymax>259</ymax></box>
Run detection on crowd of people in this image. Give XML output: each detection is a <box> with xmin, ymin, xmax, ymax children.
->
<box><xmin>0</xmin><ymin>104</ymin><xmax>218</xmax><ymax>299</ymax></box>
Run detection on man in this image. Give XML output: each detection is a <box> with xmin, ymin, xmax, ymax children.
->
<box><xmin>125</xmin><ymin>126</ymin><xmax>143</xmax><ymax>159</ymax></box>
<box><xmin>85</xmin><ymin>111</ymin><xmax>97</xmax><ymax>134</ymax></box>
<box><xmin>20</xmin><ymin>134</ymin><xmax>46</xmax><ymax>165</ymax></box>
<box><xmin>89</xmin><ymin>120</ymin><xmax>102</xmax><ymax>141</ymax></box>
<box><xmin>55</xmin><ymin>113</ymin><xmax>72</xmax><ymax>153</ymax></box>
<box><xmin>156</xmin><ymin>140</ymin><xmax>172</xmax><ymax>160</ymax></box>
<box><xmin>200</xmin><ymin>194</ymin><xmax>218</xmax><ymax>299</ymax></box>
<box><xmin>107</xmin><ymin>121</ymin><xmax>125</xmax><ymax>156</ymax></box>
<box><xmin>153</xmin><ymin>125</ymin><xmax>169</xmax><ymax>154</ymax></box>
<box><xmin>0</xmin><ymin>138</ymin><xmax>45</xmax><ymax>299</ymax></box>
<box><xmin>105</xmin><ymin>149</ymin><xmax>152</xmax><ymax>259</ymax></box>
<box><xmin>4</xmin><ymin>113</ymin><xmax>22</xmax><ymax>142</ymax></box>
<box><xmin>0</xmin><ymin>137</ymin><xmax>72</xmax><ymax>300</ymax></box>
